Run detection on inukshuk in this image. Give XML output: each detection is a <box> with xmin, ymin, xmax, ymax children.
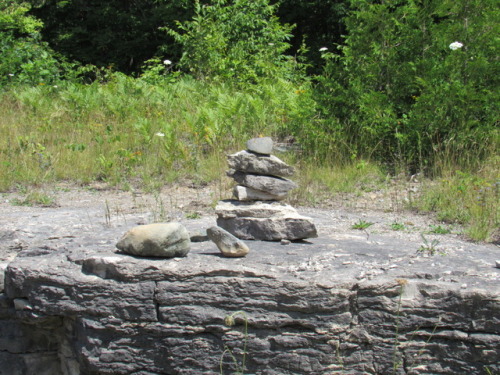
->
<box><xmin>216</xmin><ymin>137</ymin><xmax>318</xmax><ymax>241</ymax></box>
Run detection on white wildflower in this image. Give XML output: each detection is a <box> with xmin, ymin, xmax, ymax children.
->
<box><xmin>8</xmin><ymin>73</ymin><xmax>14</xmax><ymax>76</ymax></box>
<box><xmin>319</xmin><ymin>47</ymin><xmax>328</xmax><ymax>52</ymax></box>
<box><xmin>449</xmin><ymin>41</ymin><xmax>463</xmax><ymax>50</ymax></box>
<box><xmin>268</xmin><ymin>43</ymin><xmax>275</xmax><ymax>46</ymax></box>
<box><xmin>155</xmin><ymin>132</ymin><xmax>165</xmax><ymax>137</ymax></box>
<box><xmin>163</xmin><ymin>59</ymin><xmax>172</xmax><ymax>65</ymax></box>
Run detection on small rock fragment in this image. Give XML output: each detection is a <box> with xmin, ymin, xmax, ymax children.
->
<box><xmin>0</xmin><ymin>262</ymin><xmax>8</xmax><ymax>292</ymax></box>
<box><xmin>116</xmin><ymin>223</ymin><xmax>190</xmax><ymax>258</ymax></box>
<box><xmin>207</xmin><ymin>226</ymin><xmax>250</xmax><ymax>257</ymax></box>
<box><xmin>247</xmin><ymin>137</ymin><xmax>273</xmax><ymax>155</ymax></box>
<box><xmin>190</xmin><ymin>231</ymin><xmax>209</xmax><ymax>242</ymax></box>
<box><xmin>14</xmin><ymin>298</ymin><xmax>32</xmax><ymax>311</ymax></box>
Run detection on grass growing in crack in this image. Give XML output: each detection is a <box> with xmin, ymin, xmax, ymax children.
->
<box><xmin>352</xmin><ymin>219</ymin><xmax>374</xmax><ymax>230</ymax></box>
<box><xmin>390</xmin><ymin>222</ymin><xmax>406</xmax><ymax>231</ymax></box>
<box><xmin>185</xmin><ymin>212</ymin><xmax>201</xmax><ymax>219</ymax></box>
<box><xmin>221</xmin><ymin>311</ymin><xmax>248</xmax><ymax>375</ymax></box>
<box><xmin>428</xmin><ymin>224</ymin><xmax>451</xmax><ymax>235</ymax></box>
<box><xmin>104</xmin><ymin>199</ymin><xmax>112</xmax><ymax>226</ymax></box>
<box><xmin>416</xmin><ymin>234</ymin><xmax>445</xmax><ymax>256</ymax></box>
<box><xmin>11</xmin><ymin>190</ymin><xmax>56</xmax><ymax>207</ymax></box>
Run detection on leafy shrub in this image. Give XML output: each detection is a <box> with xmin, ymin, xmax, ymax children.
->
<box><xmin>315</xmin><ymin>0</ymin><xmax>499</xmax><ymax>171</ymax></box>
<box><xmin>0</xmin><ymin>2</ymin><xmax>63</xmax><ymax>87</ymax></box>
<box><xmin>167</xmin><ymin>0</ymin><xmax>305</xmax><ymax>84</ymax></box>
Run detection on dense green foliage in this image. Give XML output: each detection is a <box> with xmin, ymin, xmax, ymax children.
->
<box><xmin>168</xmin><ymin>0</ymin><xmax>302</xmax><ymax>84</ymax></box>
<box><xmin>0</xmin><ymin>1</ymin><xmax>63</xmax><ymax>86</ymax></box>
<box><xmin>28</xmin><ymin>0</ymin><xmax>193</xmax><ymax>74</ymax></box>
<box><xmin>314</xmin><ymin>0</ymin><xmax>499</xmax><ymax>170</ymax></box>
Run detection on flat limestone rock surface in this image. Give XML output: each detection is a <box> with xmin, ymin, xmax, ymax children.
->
<box><xmin>0</xmin><ymin>187</ymin><xmax>499</xmax><ymax>375</ymax></box>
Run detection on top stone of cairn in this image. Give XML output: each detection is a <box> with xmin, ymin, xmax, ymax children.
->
<box><xmin>247</xmin><ymin>137</ymin><xmax>273</xmax><ymax>155</ymax></box>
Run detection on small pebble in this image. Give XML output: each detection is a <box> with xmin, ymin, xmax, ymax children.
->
<box><xmin>280</xmin><ymin>239</ymin><xmax>291</xmax><ymax>245</ymax></box>
<box><xmin>495</xmin><ymin>260</ymin><xmax>500</xmax><ymax>269</ymax></box>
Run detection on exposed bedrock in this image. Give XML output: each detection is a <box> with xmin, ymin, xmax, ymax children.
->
<box><xmin>1</xmin><ymin>228</ymin><xmax>499</xmax><ymax>375</ymax></box>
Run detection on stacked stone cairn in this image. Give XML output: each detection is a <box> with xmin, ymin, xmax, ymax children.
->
<box><xmin>216</xmin><ymin>137</ymin><xmax>318</xmax><ymax>241</ymax></box>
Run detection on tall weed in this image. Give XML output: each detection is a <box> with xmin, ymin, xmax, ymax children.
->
<box><xmin>413</xmin><ymin>157</ymin><xmax>499</xmax><ymax>242</ymax></box>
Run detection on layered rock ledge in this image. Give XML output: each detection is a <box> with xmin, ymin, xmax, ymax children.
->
<box><xmin>1</xmin><ymin>205</ymin><xmax>499</xmax><ymax>375</ymax></box>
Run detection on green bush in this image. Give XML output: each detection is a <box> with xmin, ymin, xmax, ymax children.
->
<box><xmin>0</xmin><ymin>1</ymin><xmax>63</xmax><ymax>87</ymax></box>
<box><xmin>167</xmin><ymin>0</ymin><xmax>305</xmax><ymax>84</ymax></box>
<box><xmin>315</xmin><ymin>0</ymin><xmax>499</xmax><ymax>171</ymax></box>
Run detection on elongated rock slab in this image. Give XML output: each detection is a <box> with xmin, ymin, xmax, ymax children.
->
<box><xmin>227</xmin><ymin>150</ymin><xmax>295</xmax><ymax>177</ymax></box>
<box><xmin>216</xmin><ymin>200</ymin><xmax>298</xmax><ymax>219</ymax></box>
<box><xmin>233</xmin><ymin>185</ymin><xmax>284</xmax><ymax>201</ymax></box>
<box><xmin>216</xmin><ymin>200</ymin><xmax>317</xmax><ymax>241</ymax></box>
<box><xmin>217</xmin><ymin>216</ymin><xmax>317</xmax><ymax>241</ymax></box>
<box><xmin>227</xmin><ymin>170</ymin><xmax>297</xmax><ymax>197</ymax></box>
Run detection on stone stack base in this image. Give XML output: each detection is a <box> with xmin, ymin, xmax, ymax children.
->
<box><xmin>216</xmin><ymin>200</ymin><xmax>317</xmax><ymax>241</ymax></box>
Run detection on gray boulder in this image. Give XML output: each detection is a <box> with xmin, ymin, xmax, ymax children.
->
<box><xmin>116</xmin><ymin>223</ymin><xmax>190</xmax><ymax>258</ymax></box>
<box><xmin>227</xmin><ymin>170</ymin><xmax>297</xmax><ymax>197</ymax></box>
<box><xmin>246</xmin><ymin>137</ymin><xmax>273</xmax><ymax>155</ymax></box>
<box><xmin>207</xmin><ymin>226</ymin><xmax>250</xmax><ymax>257</ymax></box>
<box><xmin>227</xmin><ymin>150</ymin><xmax>294</xmax><ymax>177</ymax></box>
<box><xmin>233</xmin><ymin>185</ymin><xmax>285</xmax><ymax>201</ymax></box>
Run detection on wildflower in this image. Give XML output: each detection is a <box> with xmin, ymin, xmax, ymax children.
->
<box><xmin>268</xmin><ymin>43</ymin><xmax>275</xmax><ymax>46</ymax></box>
<box><xmin>396</xmin><ymin>278</ymin><xmax>408</xmax><ymax>287</ymax></box>
<box><xmin>8</xmin><ymin>73</ymin><xmax>14</xmax><ymax>76</ymax></box>
<box><xmin>319</xmin><ymin>47</ymin><xmax>328</xmax><ymax>52</ymax></box>
<box><xmin>155</xmin><ymin>132</ymin><xmax>165</xmax><ymax>137</ymax></box>
<box><xmin>163</xmin><ymin>59</ymin><xmax>172</xmax><ymax>65</ymax></box>
<box><xmin>224</xmin><ymin>315</ymin><xmax>235</xmax><ymax>326</ymax></box>
<box><xmin>449</xmin><ymin>41</ymin><xmax>463</xmax><ymax>50</ymax></box>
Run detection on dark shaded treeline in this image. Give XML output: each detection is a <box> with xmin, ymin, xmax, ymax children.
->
<box><xmin>28</xmin><ymin>0</ymin><xmax>347</xmax><ymax>74</ymax></box>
